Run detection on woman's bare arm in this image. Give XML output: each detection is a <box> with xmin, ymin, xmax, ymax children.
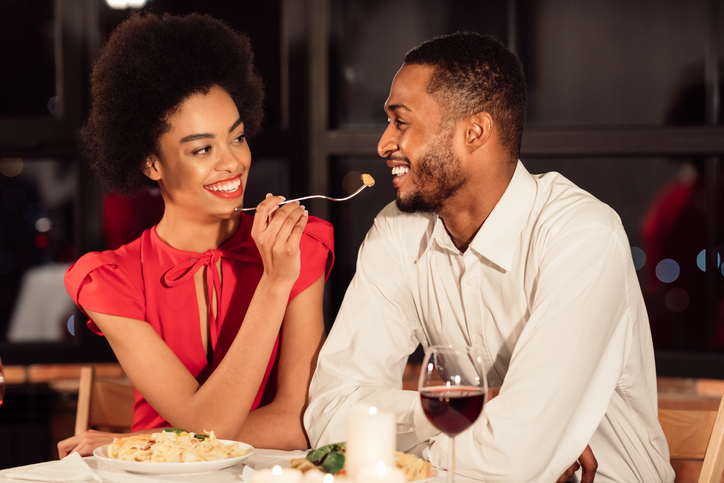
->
<box><xmin>235</xmin><ymin>275</ymin><xmax>326</xmax><ymax>449</ymax></box>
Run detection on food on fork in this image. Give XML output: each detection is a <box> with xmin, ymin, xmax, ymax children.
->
<box><xmin>289</xmin><ymin>442</ymin><xmax>432</xmax><ymax>481</ymax></box>
<box><xmin>107</xmin><ymin>428</ymin><xmax>246</xmax><ymax>462</ymax></box>
<box><xmin>361</xmin><ymin>173</ymin><xmax>375</xmax><ymax>187</ymax></box>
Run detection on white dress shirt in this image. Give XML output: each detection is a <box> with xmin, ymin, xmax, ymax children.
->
<box><xmin>305</xmin><ymin>162</ymin><xmax>674</xmax><ymax>482</ymax></box>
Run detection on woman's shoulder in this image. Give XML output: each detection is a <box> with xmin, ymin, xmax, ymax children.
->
<box><xmin>302</xmin><ymin>216</ymin><xmax>334</xmax><ymax>252</ymax></box>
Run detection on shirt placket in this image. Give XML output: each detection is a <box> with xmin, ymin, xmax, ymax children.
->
<box><xmin>461</xmin><ymin>251</ymin><xmax>500</xmax><ymax>387</ymax></box>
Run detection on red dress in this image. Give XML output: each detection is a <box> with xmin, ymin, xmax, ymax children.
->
<box><xmin>65</xmin><ymin>214</ymin><xmax>334</xmax><ymax>431</ymax></box>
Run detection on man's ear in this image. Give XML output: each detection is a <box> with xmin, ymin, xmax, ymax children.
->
<box><xmin>144</xmin><ymin>155</ymin><xmax>162</xmax><ymax>181</ymax></box>
<box><xmin>464</xmin><ymin>112</ymin><xmax>493</xmax><ymax>152</ymax></box>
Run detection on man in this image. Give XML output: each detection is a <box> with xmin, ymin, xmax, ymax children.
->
<box><xmin>304</xmin><ymin>32</ymin><xmax>674</xmax><ymax>482</ymax></box>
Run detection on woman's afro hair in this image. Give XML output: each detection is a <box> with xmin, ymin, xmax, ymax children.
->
<box><xmin>80</xmin><ymin>12</ymin><xmax>264</xmax><ymax>195</ymax></box>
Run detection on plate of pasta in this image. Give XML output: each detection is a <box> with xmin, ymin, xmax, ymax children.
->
<box><xmin>93</xmin><ymin>429</ymin><xmax>254</xmax><ymax>475</ymax></box>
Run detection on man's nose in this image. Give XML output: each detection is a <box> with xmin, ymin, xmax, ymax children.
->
<box><xmin>377</xmin><ymin>124</ymin><xmax>398</xmax><ymax>158</ymax></box>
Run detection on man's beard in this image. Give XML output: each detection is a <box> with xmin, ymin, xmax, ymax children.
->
<box><xmin>396</xmin><ymin>136</ymin><xmax>465</xmax><ymax>214</ymax></box>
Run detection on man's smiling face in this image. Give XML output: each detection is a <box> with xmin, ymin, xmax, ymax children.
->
<box><xmin>377</xmin><ymin>64</ymin><xmax>466</xmax><ymax>214</ymax></box>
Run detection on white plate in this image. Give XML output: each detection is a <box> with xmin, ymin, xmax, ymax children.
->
<box><xmin>93</xmin><ymin>439</ymin><xmax>254</xmax><ymax>475</ymax></box>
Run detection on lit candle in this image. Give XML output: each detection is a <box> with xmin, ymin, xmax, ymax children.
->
<box><xmin>346</xmin><ymin>404</ymin><xmax>396</xmax><ymax>479</ymax></box>
<box><xmin>252</xmin><ymin>465</ymin><xmax>304</xmax><ymax>483</ymax></box>
<box><xmin>355</xmin><ymin>462</ymin><xmax>406</xmax><ymax>483</ymax></box>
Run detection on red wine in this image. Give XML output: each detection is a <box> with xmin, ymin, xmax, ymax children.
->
<box><xmin>420</xmin><ymin>386</ymin><xmax>485</xmax><ymax>437</ymax></box>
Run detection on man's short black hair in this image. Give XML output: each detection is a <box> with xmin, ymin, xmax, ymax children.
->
<box><xmin>81</xmin><ymin>12</ymin><xmax>264</xmax><ymax>195</ymax></box>
<box><xmin>403</xmin><ymin>32</ymin><xmax>527</xmax><ymax>161</ymax></box>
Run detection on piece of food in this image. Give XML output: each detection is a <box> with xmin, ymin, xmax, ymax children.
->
<box><xmin>107</xmin><ymin>429</ymin><xmax>245</xmax><ymax>462</ymax></box>
<box><xmin>290</xmin><ymin>442</ymin><xmax>432</xmax><ymax>481</ymax></box>
<box><xmin>361</xmin><ymin>173</ymin><xmax>375</xmax><ymax>187</ymax></box>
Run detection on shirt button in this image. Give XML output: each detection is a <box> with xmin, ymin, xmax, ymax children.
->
<box><xmin>473</xmin><ymin>335</ymin><xmax>483</xmax><ymax>344</ymax></box>
<box><xmin>466</xmin><ymin>278</ymin><xmax>474</xmax><ymax>287</ymax></box>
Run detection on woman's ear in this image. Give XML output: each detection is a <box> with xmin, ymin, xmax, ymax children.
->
<box><xmin>144</xmin><ymin>155</ymin><xmax>162</xmax><ymax>181</ymax></box>
<box><xmin>465</xmin><ymin>112</ymin><xmax>493</xmax><ymax>152</ymax></box>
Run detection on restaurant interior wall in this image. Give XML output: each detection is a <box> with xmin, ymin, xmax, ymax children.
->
<box><xmin>0</xmin><ymin>0</ymin><xmax>723</xmax><ymax>408</ymax></box>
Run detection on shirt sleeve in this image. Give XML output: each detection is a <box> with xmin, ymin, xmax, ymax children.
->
<box><xmin>304</xmin><ymin>208</ymin><xmax>439</xmax><ymax>452</ymax></box>
<box><xmin>289</xmin><ymin>216</ymin><xmax>335</xmax><ymax>301</ymax></box>
<box><xmin>64</xmin><ymin>250</ymin><xmax>146</xmax><ymax>334</ymax></box>
<box><xmin>429</xmin><ymin>216</ymin><xmax>638</xmax><ymax>482</ymax></box>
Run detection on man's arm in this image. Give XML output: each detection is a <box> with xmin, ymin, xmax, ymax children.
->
<box><xmin>305</xmin><ymin>208</ymin><xmax>438</xmax><ymax>451</ymax></box>
<box><xmin>427</xmin><ymin>219</ymin><xmax>635</xmax><ymax>481</ymax></box>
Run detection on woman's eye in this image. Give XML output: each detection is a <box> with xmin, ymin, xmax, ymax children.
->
<box><xmin>194</xmin><ymin>146</ymin><xmax>211</xmax><ymax>155</ymax></box>
<box><xmin>234</xmin><ymin>134</ymin><xmax>246</xmax><ymax>143</ymax></box>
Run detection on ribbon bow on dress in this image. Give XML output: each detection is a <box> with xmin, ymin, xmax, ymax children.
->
<box><xmin>161</xmin><ymin>239</ymin><xmax>261</xmax><ymax>360</ymax></box>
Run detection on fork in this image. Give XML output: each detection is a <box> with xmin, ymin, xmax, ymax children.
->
<box><xmin>235</xmin><ymin>174</ymin><xmax>375</xmax><ymax>211</ymax></box>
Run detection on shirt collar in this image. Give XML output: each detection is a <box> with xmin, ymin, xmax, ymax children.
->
<box><xmin>425</xmin><ymin>161</ymin><xmax>537</xmax><ymax>272</ymax></box>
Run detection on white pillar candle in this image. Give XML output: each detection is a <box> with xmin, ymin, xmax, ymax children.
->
<box><xmin>252</xmin><ymin>465</ymin><xmax>304</xmax><ymax>483</ymax></box>
<box><xmin>355</xmin><ymin>462</ymin><xmax>406</xmax><ymax>483</ymax></box>
<box><xmin>345</xmin><ymin>404</ymin><xmax>396</xmax><ymax>479</ymax></box>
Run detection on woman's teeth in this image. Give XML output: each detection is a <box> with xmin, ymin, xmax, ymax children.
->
<box><xmin>206</xmin><ymin>178</ymin><xmax>241</xmax><ymax>192</ymax></box>
<box><xmin>391</xmin><ymin>166</ymin><xmax>410</xmax><ymax>177</ymax></box>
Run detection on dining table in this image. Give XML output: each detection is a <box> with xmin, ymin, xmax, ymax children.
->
<box><xmin>0</xmin><ymin>448</ymin><xmax>480</xmax><ymax>483</ymax></box>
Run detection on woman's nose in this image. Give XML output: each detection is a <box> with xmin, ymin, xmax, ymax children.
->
<box><xmin>377</xmin><ymin>124</ymin><xmax>398</xmax><ymax>158</ymax></box>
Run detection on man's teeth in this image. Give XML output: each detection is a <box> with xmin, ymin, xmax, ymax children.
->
<box><xmin>206</xmin><ymin>178</ymin><xmax>241</xmax><ymax>192</ymax></box>
<box><xmin>391</xmin><ymin>166</ymin><xmax>410</xmax><ymax>177</ymax></box>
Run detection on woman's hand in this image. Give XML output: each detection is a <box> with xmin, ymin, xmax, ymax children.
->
<box><xmin>58</xmin><ymin>430</ymin><xmax>121</xmax><ymax>458</ymax></box>
<box><xmin>251</xmin><ymin>194</ymin><xmax>308</xmax><ymax>286</ymax></box>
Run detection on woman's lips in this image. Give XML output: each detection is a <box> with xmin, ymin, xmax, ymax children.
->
<box><xmin>204</xmin><ymin>175</ymin><xmax>243</xmax><ymax>199</ymax></box>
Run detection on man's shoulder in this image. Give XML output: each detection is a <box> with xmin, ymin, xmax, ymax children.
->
<box><xmin>532</xmin><ymin>171</ymin><xmax>623</xmax><ymax>233</ymax></box>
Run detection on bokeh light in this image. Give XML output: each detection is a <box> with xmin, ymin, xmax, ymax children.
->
<box><xmin>630</xmin><ymin>246</ymin><xmax>646</xmax><ymax>271</ymax></box>
<box><xmin>67</xmin><ymin>315</ymin><xmax>76</xmax><ymax>336</ymax></box>
<box><xmin>106</xmin><ymin>0</ymin><xmax>147</xmax><ymax>9</ymax></box>
<box><xmin>47</xmin><ymin>96</ymin><xmax>57</xmax><ymax>115</ymax></box>
<box><xmin>35</xmin><ymin>234</ymin><xmax>49</xmax><ymax>248</ymax></box>
<box><xmin>35</xmin><ymin>217</ymin><xmax>52</xmax><ymax>233</ymax></box>
<box><xmin>665</xmin><ymin>288</ymin><xmax>689</xmax><ymax>312</ymax></box>
<box><xmin>342</xmin><ymin>170</ymin><xmax>364</xmax><ymax>194</ymax></box>
<box><xmin>0</xmin><ymin>158</ymin><xmax>23</xmax><ymax>177</ymax></box>
<box><xmin>697</xmin><ymin>249</ymin><xmax>722</xmax><ymax>272</ymax></box>
<box><xmin>655</xmin><ymin>259</ymin><xmax>680</xmax><ymax>283</ymax></box>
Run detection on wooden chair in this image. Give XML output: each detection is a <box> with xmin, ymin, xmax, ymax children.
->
<box><xmin>74</xmin><ymin>365</ymin><xmax>135</xmax><ymax>435</ymax></box>
<box><xmin>658</xmin><ymin>394</ymin><xmax>724</xmax><ymax>483</ymax></box>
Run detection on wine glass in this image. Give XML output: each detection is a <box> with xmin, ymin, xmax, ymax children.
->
<box><xmin>419</xmin><ymin>345</ymin><xmax>487</xmax><ymax>482</ymax></box>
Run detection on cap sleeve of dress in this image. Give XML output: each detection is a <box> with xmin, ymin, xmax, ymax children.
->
<box><xmin>64</xmin><ymin>247</ymin><xmax>145</xmax><ymax>335</ymax></box>
<box><xmin>289</xmin><ymin>216</ymin><xmax>335</xmax><ymax>301</ymax></box>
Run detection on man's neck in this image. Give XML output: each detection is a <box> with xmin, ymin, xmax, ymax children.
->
<box><xmin>438</xmin><ymin>161</ymin><xmax>516</xmax><ymax>253</ymax></box>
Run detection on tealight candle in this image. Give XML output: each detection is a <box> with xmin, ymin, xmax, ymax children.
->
<box><xmin>355</xmin><ymin>462</ymin><xmax>406</xmax><ymax>483</ymax></box>
<box><xmin>252</xmin><ymin>465</ymin><xmax>304</xmax><ymax>483</ymax></box>
<box><xmin>345</xmin><ymin>404</ymin><xmax>396</xmax><ymax>479</ymax></box>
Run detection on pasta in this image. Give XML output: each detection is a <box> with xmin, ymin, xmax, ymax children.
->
<box><xmin>107</xmin><ymin>429</ymin><xmax>245</xmax><ymax>463</ymax></box>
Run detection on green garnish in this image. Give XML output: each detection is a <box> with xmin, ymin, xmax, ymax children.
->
<box><xmin>306</xmin><ymin>442</ymin><xmax>346</xmax><ymax>474</ymax></box>
<box><xmin>163</xmin><ymin>428</ymin><xmax>209</xmax><ymax>440</ymax></box>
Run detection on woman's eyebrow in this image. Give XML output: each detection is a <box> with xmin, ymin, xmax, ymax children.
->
<box><xmin>180</xmin><ymin>132</ymin><xmax>214</xmax><ymax>143</ymax></box>
<box><xmin>179</xmin><ymin>118</ymin><xmax>243</xmax><ymax>143</ymax></box>
<box><xmin>229</xmin><ymin>117</ymin><xmax>242</xmax><ymax>133</ymax></box>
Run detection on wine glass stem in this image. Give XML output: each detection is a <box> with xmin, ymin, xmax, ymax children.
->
<box><xmin>448</xmin><ymin>435</ymin><xmax>456</xmax><ymax>483</ymax></box>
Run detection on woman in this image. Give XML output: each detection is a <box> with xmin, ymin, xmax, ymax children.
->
<box><xmin>58</xmin><ymin>12</ymin><xmax>333</xmax><ymax>457</ymax></box>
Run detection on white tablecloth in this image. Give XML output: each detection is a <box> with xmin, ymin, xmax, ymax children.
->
<box><xmin>0</xmin><ymin>449</ymin><xmax>475</xmax><ymax>482</ymax></box>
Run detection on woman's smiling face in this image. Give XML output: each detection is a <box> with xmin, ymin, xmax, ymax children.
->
<box><xmin>145</xmin><ymin>85</ymin><xmax>251</xmax><ymax>220</ymax></box>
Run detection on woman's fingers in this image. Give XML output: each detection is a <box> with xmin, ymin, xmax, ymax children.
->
<box><xmin>58</xmin><ymin>430</ymin><xmax>117</xmax><ymax>458</ymax></box>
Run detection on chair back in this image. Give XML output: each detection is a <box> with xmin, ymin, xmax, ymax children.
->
<box><xmin>74</xmin><ymin>365</ymin><xmax>134</xmax><ymax>435</ymax></box>
<box><xmin>658</xmin><ymin>394</ymin><xmax>724</xmax><ymax>483</ymax></box>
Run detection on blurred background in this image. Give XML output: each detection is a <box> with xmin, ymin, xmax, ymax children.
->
<box><xmin>0</xmin><ymin>0</ymin><xmax>722</xmax><ymax>468</ymax></box>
